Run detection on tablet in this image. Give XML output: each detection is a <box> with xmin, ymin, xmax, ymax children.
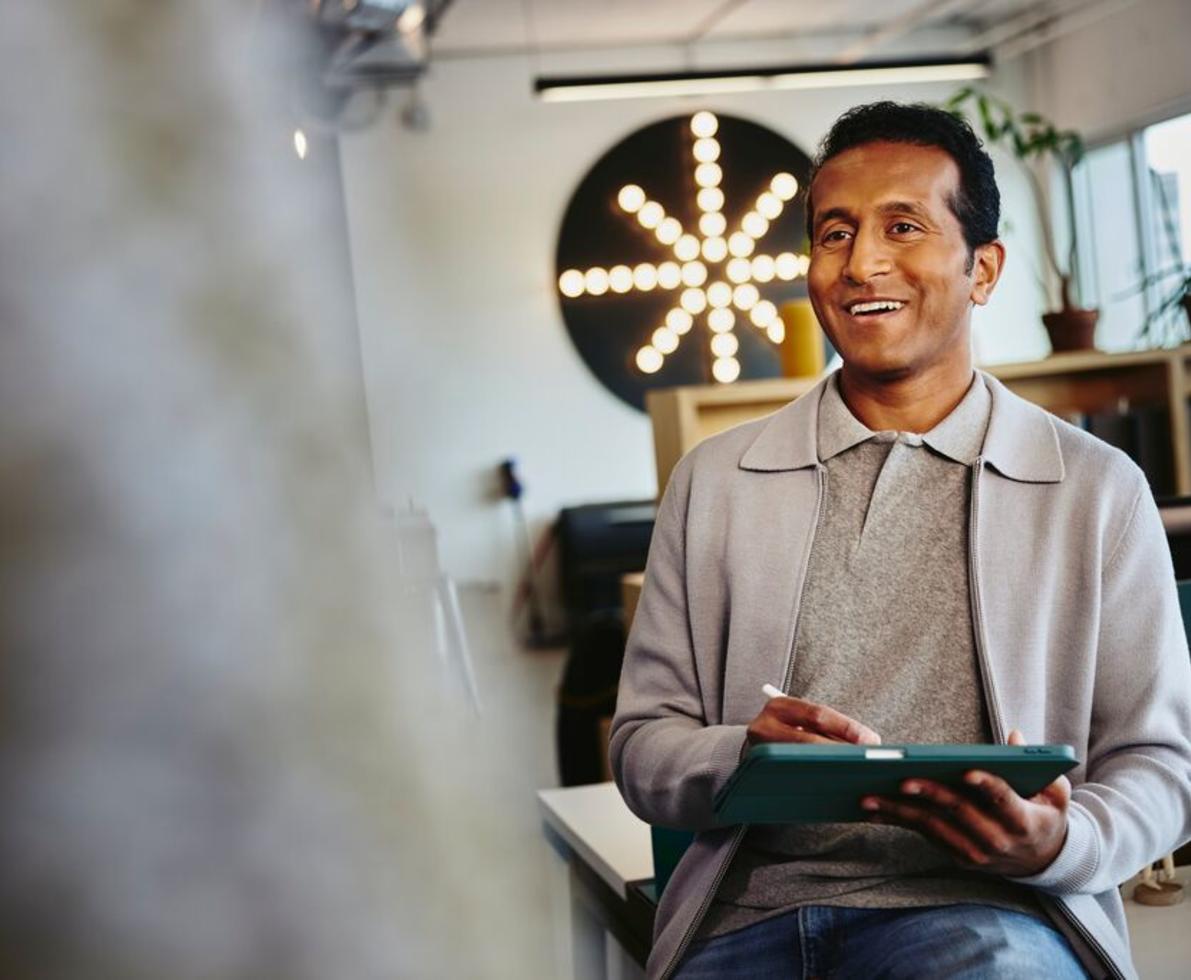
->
<box><xmin>713</xmin><ymin>743</ymin><xmax>1078</xmax><ymax>824</ymax></box>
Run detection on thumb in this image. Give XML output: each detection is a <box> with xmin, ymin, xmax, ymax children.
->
<box><xmin>1007</xmin><ymin>728</ymin><xmax>1026</xmax><ymax>746</ymax></box>
<box><xmin>1038</xmin><ymin>773</ymin><xmax>1072</xmax><ymax>809</ymax></box>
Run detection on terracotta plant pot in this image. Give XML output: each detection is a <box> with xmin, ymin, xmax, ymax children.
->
<box><xmin>1042</xmin><ymin>307</ymin><xmax>1099</xmax><ymax>354</ymax></box>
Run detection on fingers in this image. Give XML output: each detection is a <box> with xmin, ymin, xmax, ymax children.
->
<box><xmin>1007</xmin><ymin>728</ymin><xmax>1025</xmax><ymax>746</ymax></box>
<box><xmin>862</xmin><ymin>792</ymin><xmax>996</xmax><ymax>866</ymax></box>
<box><xmin>872</xmin><ymin>779</ymin><xmax>1015</xmax><ymax>859</ymax></box>
<box><xmin>765</xmin><ymin>695</ymin><xmax>881</xmax><ymax>745</ymax></box>
<box><xmin>961</xmin><ymin>771</ymin><xmax>1031</xmax><ymax>834</ymax></box>
<box><xmin>747</xmin><ymin>712</ymin><xmax>876</xmax><ymax>747</ymax></box>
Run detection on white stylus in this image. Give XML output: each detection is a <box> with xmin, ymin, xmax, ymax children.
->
<box><xmin>762</xmin><ymin>683</ymin><xmax>785</xmax><ymax>700</ymax></box>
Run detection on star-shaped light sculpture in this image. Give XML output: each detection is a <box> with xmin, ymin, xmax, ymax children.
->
<box><xmin>557</xmin><ymin>110</ymin><xmax>809</xmax><ymax>384</ymax></box>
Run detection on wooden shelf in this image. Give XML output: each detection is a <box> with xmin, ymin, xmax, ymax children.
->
<box><xmin>646</xmin><ymin>346</ymin><xmax>1191</xmax><ymax>496</ymax></box>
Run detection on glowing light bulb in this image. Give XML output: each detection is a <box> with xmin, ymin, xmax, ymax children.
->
<box><xmin>558</xmin><ymin>269</ymin><xmax>585</xmax><ymax>297</ymax></box>
<box><xmin>742</xmin><ymin>211</ymin><xmax>769</xmax><ymax>239</ymax></box>
<box><xmin>756</xmin><ymin>192</ymin><xmax>783</xmax><ymax>220</ymax></box>
<box><xmin>632</xmin><ymin>263</ymin><xmax>658</xmax><ymax>290</ymax></box>
<box><xmin>706</xmin><ymin>281</ymin><xmax>732</xmax><ymax>308</ymax></box>
<box><xmin>657</xmin><ymin>261</ymin><xmax>682</xmax><ymax>289</ymax></box>
<box><xmin>693</xmin><ymin>138</ymin><xmax>720</xmax><ymax>163</ymax></box>
<box><xmin>681</xmin><ymin>261</ymin><xmax>708</xmax><ymax>287</ymax></box>
<box><xmin>697</xmin><ymin>187</ymin><xmax>725</xmax><ymax>212</ymax></box>
<box><xmin>728</xmin><ymin>232</ymin><xmax>755</xmax><ymax>258</ymax></box>
<box><xmin>767</xmin><ymin>319</ymin><xmax>786</xmax><ymax>344</ymax></box>
<box><xmin>585</xmin><ymin>267</ymin><xmax>609</xmax><ymax>296</ymax></box>
<box><xmin>751</xmin><ymin>254</ymin><xmax>775</xmax><ymax>283</ymax></box>
<box><xmin>699</xmin><ymin>211</ymin><xmax>727</xmax><ymax>238</ymax></box>
<box><xmin>797</xmin><ymin>253</ymin><xmax>811</xmax><ymax>275</ymax></box>
<box><xmin>636</xmin><ymin>345</ymin><xmax>663</xmax><ymax>373</ymax></box>
<box><xmin>637</xmin><ymin>201</ymin><xmax>664</xmax><ymax>229</ymax></box>
<box><xmin>775</xmin><ymin>252</ymin><xmax>799</xmax><ymax>281</ymax></box>
<box><xmin>751</xmin><ymin>299</ymin><xmax>778</xmax><ymax>326</ymax></box>
<box><xmin>708</xmin><ymin>307</ymin><xmax>735</xmax><ymax>333</ymax></box>
<box><xmin>695</xmin><ymin>162</ymin><xmax>723</xmax><ymax>188</ymax></box>
<box><xmin>609</xmin><ymin>264</ymin><xmax>633</xmax><ymax>293</ymax></box>
<box><xmin>712</xmin><ymin>356</ymin><xmax>741</xmax><ymax>384</ymax></box>
<box><xmin>711</xmin><ymin>332</ymin><xmax>739</xmax><ymax>358</ymax></box>
<box><xmin>733</xmin><ymin>283</ymin><xmax>760</xmax><ymax>310</ymax></box>
<box><xmin>701</xmin><ymin>237</ymin><xmax>728</xmax><ymax>263</ymax></box>
<box><xmin>653</xmin><ymin>326</ymin><xmax>679</xmax><ymax>354</ymax></box>
<box><xmin>293</xmin><ymin>128</ymin><xmax>308</xmax><ymax>160</ymax></box>
<box><xmin>691</xmin><ymin>110</ymin><xmax>718</xmax><ymax>138</ymax></box>
<box><xmin>667</xmin><ymin>308</ymin><xmax>693</xmax><ymax>335</ymax></box>
<box><xmin>726</xmin><ymin>257</ymin><xmax>752</xmax><ymax>284</ymax></box>
<box><xmin>680</xmin><ymin>288</ymin><xmax>707</xmax><ymax>314</ymax></box>
<box><xmin>656</xmin><ymin>217</ymin><xmax>683</xmax><ymax>245</ymax></box>
<box><xmin>674</xmin><ymin>234</ymin><xmax>701</xmax><ymax>261</ymax></box>
<box><xmin>771</xmin><ymin>172</ymin><xmax>798</xmax><ymax>200</ymax></box>
<box><xmin>618</xmin><ymin>184</ymin><xmax>646</xmax><ymax>212</ymax></box>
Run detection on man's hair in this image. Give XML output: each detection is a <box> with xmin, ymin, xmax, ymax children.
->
<box><xmin>804</xmin><ymin>101</ymin><xmax>1000</xmax><ymax>257</ymax></box>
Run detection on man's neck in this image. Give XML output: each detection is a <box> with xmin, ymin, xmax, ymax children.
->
<box><xmin>837</xmin><ymin>361</ymin><xmax>976</xmax><ymax>434</ymax></box>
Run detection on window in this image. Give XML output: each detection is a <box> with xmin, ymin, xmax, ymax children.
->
<box><xmin>1071</xmin><ymin>111</ymin><xmax>1191</xmax><ymax>350</ymax></box>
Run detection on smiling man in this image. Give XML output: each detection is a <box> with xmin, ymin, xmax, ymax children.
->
<box><xmin>611</xmin><ymin>102</ymin><xmax>1191</xmax><ymax>980</ymax></box>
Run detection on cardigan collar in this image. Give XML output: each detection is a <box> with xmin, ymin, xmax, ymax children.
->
<box><xmin>738</xmin><ymin>369</ymin><xmax>1064</xmax><ymax>484</ymax></box>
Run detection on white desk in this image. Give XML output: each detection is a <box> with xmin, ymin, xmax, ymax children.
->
<box><xmin>538</xmin><ymin>783</ymin><xmax>653</xmax><ymax>980</ymax></box>
<box><xmin>539</xmin><ymin>783</ymin><xmax>653</xmax><ymax>900</ymax></box>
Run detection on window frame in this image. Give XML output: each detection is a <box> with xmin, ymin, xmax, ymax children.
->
<box><xmin>1071</xmin><ymin>99</ymin><xmax>1191</xmax><ymax>346</ymax></box>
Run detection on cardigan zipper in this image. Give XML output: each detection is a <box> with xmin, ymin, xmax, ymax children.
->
<box><xmin>968</xmin><ymin>457</ymin><xmax>1006</xmax><ymax>743</ymax></box>
<box><xmin>782</xmin><ymin>465</ymin><xmax>828</xmax><ymax>695</ymax></box>
<box><xmin>1047</xmin><ymin>896</ymin><xmax>1126</xmax><ymax>980</ymax></box>
<box><xmin>657</xmin><ymin>464</ymin><xmax>827</xmax><ymax>980</ymax></box>
<box><xmin>970</xmin><ymin>459</ymin><xmax>1122</xmax><ymax>980</ymax></box>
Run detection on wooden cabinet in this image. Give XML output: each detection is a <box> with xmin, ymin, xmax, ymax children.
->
<box><xmin>646</xmin><ymin>347</ymin><xmax>1191</xmax><ymax>496</ymax></box>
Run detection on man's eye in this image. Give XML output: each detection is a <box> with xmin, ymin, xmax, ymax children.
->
<box><xmin>890</xmin><ymin>222</ymin><xmax>920</xmax><ymax>234</ymax></box>
<box><xmin>821</xmin><ymin>229</ymin><xmax>851</xmax><ymax>243</ymax></box>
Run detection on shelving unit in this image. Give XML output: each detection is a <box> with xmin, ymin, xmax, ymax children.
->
<box><xmin>646</xmin><ymin>346</ymin><xmax>1191</xmax><ymax>496</ymax></box>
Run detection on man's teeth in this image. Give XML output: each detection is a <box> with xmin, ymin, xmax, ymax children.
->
<box><xmin>849</xmin><ymin>300</ymin><xmax>905</xmax><ymax>314</ymax></box>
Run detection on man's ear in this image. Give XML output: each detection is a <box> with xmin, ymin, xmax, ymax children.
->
<box><xmin>970</xmin><ymin>240</ymin><xmax>1006</xmax><ymax>306</ymax></box>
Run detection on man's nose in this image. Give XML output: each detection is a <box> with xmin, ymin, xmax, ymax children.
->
<box><xmin>842</xmin><ymin>227</ymin><xmax>891</xmax><ymax>284</ymax></box>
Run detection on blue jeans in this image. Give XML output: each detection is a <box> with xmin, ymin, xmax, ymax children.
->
<box><xmin>674</xmin><ymin>904</ymin><xmax>1087</xmax><ymax>978</ymax></box>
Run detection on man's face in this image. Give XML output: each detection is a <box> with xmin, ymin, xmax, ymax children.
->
<box><xmin>806</xmin><ymin>141</ymin><xmax>1001</xmax><ymax>383</ymax></box>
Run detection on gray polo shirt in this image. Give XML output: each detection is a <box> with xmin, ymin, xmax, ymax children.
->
<box><xmin>698</xmin><ymin>372</ymin><xmax>1042</xmax><ymax>939</ymax></box>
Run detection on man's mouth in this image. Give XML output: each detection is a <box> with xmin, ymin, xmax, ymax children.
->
<box><xmin>845</xmin><ymin>299</ymin><xmax>907</xmax><ymax>317</ymax></box>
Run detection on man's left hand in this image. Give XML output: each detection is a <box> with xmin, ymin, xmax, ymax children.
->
<box><xmin>860</xmin><ymin>729</ymin><xmax>1070</xmax><ymax>878</ymax></box>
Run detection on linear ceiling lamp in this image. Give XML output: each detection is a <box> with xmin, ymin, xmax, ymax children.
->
<box><xmin>535</xmin><ymin>55</ymin><xmax>991</xmax><ymax>103</ymax></box>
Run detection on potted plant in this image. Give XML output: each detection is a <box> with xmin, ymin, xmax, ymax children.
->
<box><xmin>945</xmin><ymin>88</ymin><xmax>1094</xmax><ymax>353</ymax></box>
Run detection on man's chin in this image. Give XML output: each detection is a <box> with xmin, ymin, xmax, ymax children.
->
<box><xmin>834</xmin><ymin>345</ymin><xmax>917</xmax><ymax>383</ymax></box>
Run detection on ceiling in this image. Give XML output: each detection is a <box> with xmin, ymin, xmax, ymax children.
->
<box><xmin>428</xmin><ymin>0</ymin><xmax>1064</xmax><ymax>60</ymax></box>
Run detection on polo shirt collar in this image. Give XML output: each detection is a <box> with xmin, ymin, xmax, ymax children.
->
<box><xmin>816</xmin><ymin>371</ymin><xmax>990</xmax><ymax>466</ymax></box>
<box><xmin>738</xmin><ymin>370</ymin><xmax>1063</xmax><ymax>484</ymax></box>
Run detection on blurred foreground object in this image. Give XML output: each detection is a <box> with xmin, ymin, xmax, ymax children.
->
<box><xmin>0</xmin><ymin>2</ymin><xmax>549</xmax><ymax>977</ymax></box>
<box><xmin>396</xmin><ymin>503</ymin><xmax>481</xmax><ymax>711</ymax></box>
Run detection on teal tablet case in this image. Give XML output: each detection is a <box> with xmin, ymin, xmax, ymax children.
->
<box><xmin>713</xmin><ymin>743</ymin><xmax>1077</xmax><ymax>824</ymax></box>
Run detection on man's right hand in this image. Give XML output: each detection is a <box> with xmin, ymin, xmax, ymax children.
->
<box><xmin>746</xmin><ymin>694</ymin><xmax>882</xmax><ymax>747</ymax></box>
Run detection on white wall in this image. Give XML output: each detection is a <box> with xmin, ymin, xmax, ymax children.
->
<box><xmin>337</xmin><ymin>35</ymin><xmax>1045</xmax><ymax>586</ymax></box>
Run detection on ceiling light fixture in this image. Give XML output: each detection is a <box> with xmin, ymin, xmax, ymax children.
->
<box><xmin>534</xmin><ymin>55</ymin><xmax>991</xmax><ymax>103</ymax></box>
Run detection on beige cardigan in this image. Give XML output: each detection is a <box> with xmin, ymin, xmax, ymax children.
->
<box><xmin>611</xmin><ymin>372</ymin><xmax>1191</xmax><ymax>980</ymax></box>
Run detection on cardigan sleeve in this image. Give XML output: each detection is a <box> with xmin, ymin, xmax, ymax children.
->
<box><xmin>608</xmin><ymin>457</ymin><xmax>749</xmax><ymax>831</ymax></box>
<box><xmin>1013</xmin><ymin>480</ymin><xmax>1191</xmax><ymax>894</ymax></box>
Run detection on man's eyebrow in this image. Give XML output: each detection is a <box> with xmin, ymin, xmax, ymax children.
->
<box><xmin>876</xmin><ymin>200</ymin><xmax>933</xmax><ymax>221</ymax></box>
<box><xmin>813</xmin><ymin>206</ymin><xmax>854</xmax><ymax>231</ymax></box>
